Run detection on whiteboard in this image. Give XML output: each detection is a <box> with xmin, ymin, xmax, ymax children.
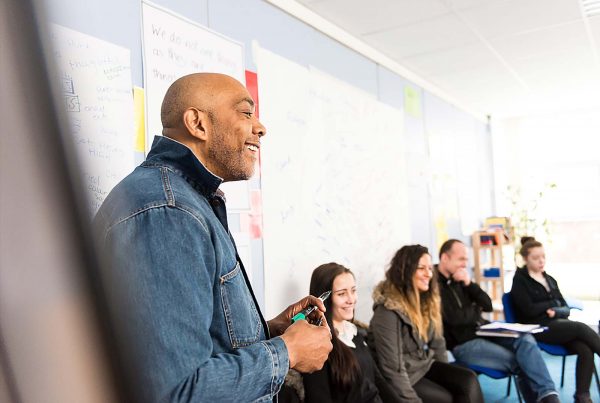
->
<box><xmin>50</xmin><ymin>25</ymin><xmax>135</xmax><ymax>216</ymax></box>
<box><xmin>427</xmin><ymin>130</ymin><xmax>460</xmax><ymax>245</ymax></box>
<box><xmin>141</xmin><ymin>1</ymin><xmax>250</xmax><ymax>209</ymax></box>
<box><xmin>256</xmin><ymin>47</ymin><xmax>410</xmax><ymax>321</ymax></box>
<box><xmin>455</xmin><ymin>129</ymin><xmax>483</xmax><ymax>235</ymax></box>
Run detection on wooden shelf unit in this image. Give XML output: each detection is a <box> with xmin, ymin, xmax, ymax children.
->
<box><xmin>472</xmin><ymin>230</ymin><xmax>512</xmax><ymax>320</ymax></box>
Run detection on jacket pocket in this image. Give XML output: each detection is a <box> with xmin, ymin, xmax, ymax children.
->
<box><xmin>220</xmin><ymin>261</ymin><xmax>261</xmax><ymax>348</ymax></box>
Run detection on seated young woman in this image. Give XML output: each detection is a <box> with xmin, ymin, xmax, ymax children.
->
<box><xmin>369</xmin><ymin>244</ymin><xmax>483</xmax><ymax>403</ymax></box>
<box><xmin>511</xmin><ymin>236</ymin><xmax>600</xmax><ymax>403</ymax></box>
<box><xmin>302</xmin><ymin>263</ymin><xmax>400</xmax><ymax>403</ymax></box>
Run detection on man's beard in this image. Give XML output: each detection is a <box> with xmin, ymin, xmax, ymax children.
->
<box><xmin>208</xmin><ymin>120</ymin><xmax>254</xmax><ymax>181</ymax></box>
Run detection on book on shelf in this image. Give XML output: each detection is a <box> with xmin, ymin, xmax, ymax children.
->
<box><xmin>475</xmin><ymin>322</ymin><xmax>547</xmax><ymax>338</ymax></box>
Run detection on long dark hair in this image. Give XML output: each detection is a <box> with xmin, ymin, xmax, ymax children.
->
<box><xmin>385</xmin><ymin>245</ymin><xmax>442</xmax><ymax>339</ymax></box>
<box><xmin>309</xmin><ymin>263</ymin><xmax>360</xmax><ymax>391</ymax></box>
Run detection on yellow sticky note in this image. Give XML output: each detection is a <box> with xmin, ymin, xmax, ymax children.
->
<box><xmin>133</xmin><ymin>86</ymin><xmax>145</xmax><ymax>153</ymax></box>
<box><xmin>435</xmin><ymin>214</ymin><xmax>449</xmax><ymax>247</ymax></box>
<box><xmin>404</xmin><ymin>86</ymin><xmax>421</xmax><ymax>118</ymax></box>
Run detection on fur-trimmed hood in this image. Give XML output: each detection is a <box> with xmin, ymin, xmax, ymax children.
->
<box><xmin>372</xmin><ymin>280</ymin><xmax>411</xmax><ymax>323</ymax></box>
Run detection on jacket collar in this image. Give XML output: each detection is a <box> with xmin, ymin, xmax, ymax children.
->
<box><xmin>517</xmin><ymin>266</ymin><xmax>558</xmax><ymax>288</ymax></box>
<box><xmin>517</xmin><ymin>266</ymin><xmax>542</xmax><ymax>280</ymax></box>
<box><xmin>372</xmin><ymin>281</ymin><xmax>411</xmax><ymax>323</ymax></box>
<box><xmin>143</xmin><ymin>136</ymin><xmax>223</xmax><ymax>197</ymax></box>
<box><xmin>435</xmin><ymin>265</ymin><xmax>451</xmax><ymax>283</ymax></box>
<box><xmin>436</xmin><ymin>267</ymin><xmax>460</xmax><ymax>288</ymax></box>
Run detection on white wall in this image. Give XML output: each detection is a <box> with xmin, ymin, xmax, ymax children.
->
<box><xmin>492</xmin><ymin>108</ymin><xmax>600</xmax><ymax>300</ymax></box>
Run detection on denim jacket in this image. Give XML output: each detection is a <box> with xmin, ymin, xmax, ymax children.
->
<box><xmin>94</xmin><ymin>136</ymin><xmax>289</xmax><ymax>402</ymax></box>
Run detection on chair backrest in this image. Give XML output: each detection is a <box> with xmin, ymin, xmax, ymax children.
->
<box><xmin>502</xmin><ymin>292</ymin><xmax>517</xmax><ymax>323</ymax></box>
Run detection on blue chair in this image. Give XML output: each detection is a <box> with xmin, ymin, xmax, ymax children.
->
<box><xmin>465</xmin><ymin>363</ymin><xmax>522</xmax><ymax>402</ymax></box>
<box><xmin>450</xmin><ymin>349</ymin><xmax>522</xmax><ymax>401</ymax></box>
<box><xmin>501</xmin><ymin>292</ymin><xmax>517</xmax><ymax>323</ymax></box>
<box><xmin>502</xmin><ymin>292</ymin><xmax>600</xmax><ymax>393</ymax></box>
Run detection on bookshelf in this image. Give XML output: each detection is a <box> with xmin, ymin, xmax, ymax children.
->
<box><xmin>472</xmin><ymin>229</ymin><xmax>514</xmax><ymax>320</ymax></box>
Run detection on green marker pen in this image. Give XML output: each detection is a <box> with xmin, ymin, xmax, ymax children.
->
<box><xmin>291</xmin><ymin>291</ymin><xmax>331</xmax><ymax>323</ymax></box>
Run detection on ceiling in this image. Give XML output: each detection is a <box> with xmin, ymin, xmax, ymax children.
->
<box><xmin>295</xmin><ymin>0</ymin><xmax>600</xmax><ymax>118</ymax></box>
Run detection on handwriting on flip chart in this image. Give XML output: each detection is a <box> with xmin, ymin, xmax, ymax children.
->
<box><xmin>51</xmin><ymin>24</ymin><xmax>135</xmax><ymax>215</ymax></box>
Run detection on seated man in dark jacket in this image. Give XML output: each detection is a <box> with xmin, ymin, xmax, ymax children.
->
<box><xmin>437</xmin><ymin>239</ymin><xmax>559</xmax><ymax>403</ymax></box>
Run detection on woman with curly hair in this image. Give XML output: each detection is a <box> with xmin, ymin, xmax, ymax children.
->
<box><xmin>369</xmin><ymin>244</ymin><xmax>483</xmax><ymax>403</ymax></box>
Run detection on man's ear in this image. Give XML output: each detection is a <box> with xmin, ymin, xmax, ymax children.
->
<box><xmin>183</xmin><ymin>107</ymin><xmax>209</xmax><ymax>140</ymax></box>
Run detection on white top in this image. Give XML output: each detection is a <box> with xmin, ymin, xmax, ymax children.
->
<box><xmin>336</xmin><ymin>320</ymin><xmax>357</xmax><ymax>348</ymax></box>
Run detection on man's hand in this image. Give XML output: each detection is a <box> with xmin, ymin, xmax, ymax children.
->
<box><xmin>453</xmin><ymin>268</ymin><xmax>471</xmax><ymax>286</ymax></box>
<box><xmin>280</xmin><ymin>320</ymin><xmax>332</xmax><ymax>373</ymax></box>
<box><xmin>546</xmin><ymin>308</ymin><xmax>556</xmax><ymax>318</ymax></box>
<box><xmin>267</xmin><ymin>295</ymin><xmax>328</xmax><ymax>337</ymax></box>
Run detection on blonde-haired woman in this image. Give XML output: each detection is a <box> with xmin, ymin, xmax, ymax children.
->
<box><xmin>369</xmin><ymin>244</ymin><xmax>483</xmax><ymax>403</ymax></box>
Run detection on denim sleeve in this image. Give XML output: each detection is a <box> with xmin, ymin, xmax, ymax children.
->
<box><xmin>102</xmin><ymin>206</ymin><xmax>289</xmax><ymax>402</ymax></box>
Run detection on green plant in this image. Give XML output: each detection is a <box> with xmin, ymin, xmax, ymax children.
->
<box><xmin>507</xmin><ymin>182</ymin><xmax>557</xmax><ymax>246</ymax></box>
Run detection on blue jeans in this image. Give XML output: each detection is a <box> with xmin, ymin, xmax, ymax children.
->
<box><xmin>453</xmin><ymin>335</ymin><xmax>557</xmax><ymax>403</ymax></box>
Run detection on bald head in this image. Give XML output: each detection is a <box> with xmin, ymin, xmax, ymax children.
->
<box><xmin>160</xmin><ymin>73</ymin><xmax>245</xmax><ymax>132</ymax></box>
<box><xmin>157</xmin><ymin>72</ymin><xmax>265</xmax><ymax>182</ymax></box>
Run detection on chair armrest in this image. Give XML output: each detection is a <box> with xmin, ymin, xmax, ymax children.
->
<box><xmin>565</xmin><ymin>297</ymin><xmax>584</xmax><ymax>311</ymax></box>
